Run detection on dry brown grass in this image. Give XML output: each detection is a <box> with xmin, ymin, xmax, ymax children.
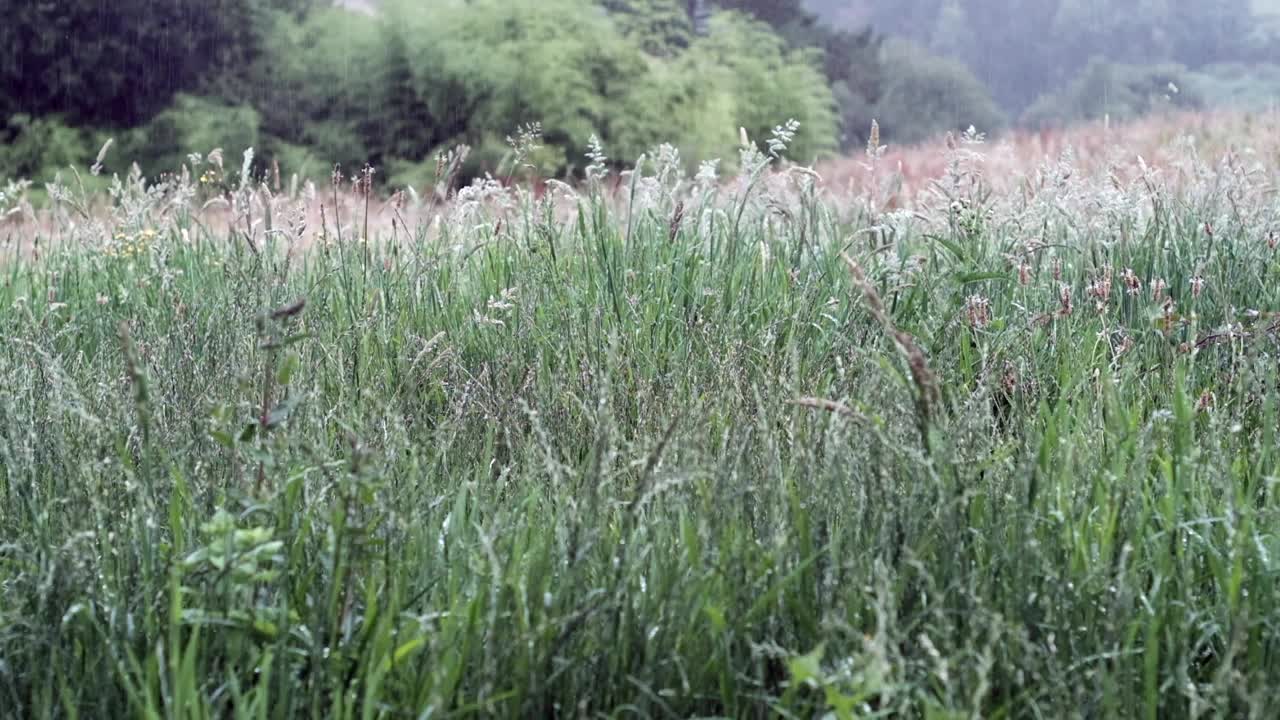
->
<box><xmin>820</xmin><ymin>109</ymin><xmax>1280</xmax><ymax>209</ymax></box>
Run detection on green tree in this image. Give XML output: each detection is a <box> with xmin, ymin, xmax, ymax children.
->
<box><xmin>961</xmin><ymin>0</ymin><xmax>1061</xmax><ymax>111</ymax></box>
<box><xmin>0</xmin><ymin>0</ymin><xmax>318</xmax><ymax>128</ymax></box>
<box><xmin>600</xmin><ymin>0</ymin><xmax>694</xmax><ymax>56</ymax></box>
<box><xmin>780</xmin><ymin>21</ymin><xmax>882</xmax><ymax>149</ymax></box>
<box><xmin>928</xmin><ymin>0</ymin><xmax>978</xmax><ymax>62</ymax></box>
<box><xmin>811</xmin><ymin>0</ymin><xmax>1264</xmax><ymax>118</ymax></box>
<box><xmin>1167</xmin><ymin>0</ymin><xmax>1253</xmax><ymax>67</ymax></box>
<box><xmin>714</xmin><ymin>0</ymin><xmax>810</xmax><ymax>28</ymax></box>
<box><xmin>124</xmin><ymin>95</ymin><xmax>262</xmax><ymax>176</ymax></box>
<box><xmin>0</xmin><ymin>115</ymin><xmax>95</xmax><ymax>181</ymax></box>
<box><xmin>251</xmin><ymin>6</ymin><xmax>386</xmax><ymax>171</ymax></box>
<box><xmin>817</xmin><ymin>0</ymin><xmax>941</xmax><ymax>43</ymax></box>
<box><xmin>1048</xmin><ymin>0</ymin><xmax>1173</xmax><ymax>68</ymax></box>
<box><xmin>1022</xmin><ymin>58</ymin><xmax>1203</xmax><ymax>129</ymax></box>
<box><xmin>382</xmin><ymin>0</ymin><xmax>654</xmax><ymax>175</ymax></box>
<box><xmin>873</xmin><ymin>40</ymin><xmax>1006</xmax><ymax>144</ymax></box>
<box><xmin>714</xmin><ymin>0</ymin><xmax>883</xmax><ymax>151</ymax></box>
<box><xmin>674</xmin><ymin>11</ymin><xmax>840</xmax><ymax>161</ymax></box>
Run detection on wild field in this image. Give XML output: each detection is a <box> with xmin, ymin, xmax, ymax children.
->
<box><xmin>3</xmin><ymin>116</ymin><xmax>1280</xmax><ymax>718</ymax></box>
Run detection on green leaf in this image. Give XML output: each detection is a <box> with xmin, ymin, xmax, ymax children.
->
<box><xmin>955</xmin><ymin>271</ymin><xmax>1011</xmax><ymax>285</ymax></box>
<box><xmin>704</xmin><ymin>604</ymin><xmax>727</xmax><ymax>634</ymax></box>
<box><xmin>276</xmin><ymin>350</ymin><xmax>301</xmax><ymax>385</ymax></box>
<box><xmin>264</xmin><ymin>395</ymin><xmax>302</xmax><ymax>429</ymax></box>
<box><xmin>788</xmin><ymin>644</ymin><xmax>825</xmax><ymax>686</ymax></box>
<box><xmin>380</xmin><ymin>635</ymin><xmax>427</xmax><ymax>672</ymax></box>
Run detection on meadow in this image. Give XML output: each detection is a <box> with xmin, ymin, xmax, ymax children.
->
<box><xmin>3</xmin><ymin>116</ymin><xmax>1280</xmax><ymax>717</ymax></box>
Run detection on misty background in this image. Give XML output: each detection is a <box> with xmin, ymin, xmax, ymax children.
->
<box><xmin>1</xmin><ymin>0</ymin><xmax>1277</xmax><ymax>187</ymax></box>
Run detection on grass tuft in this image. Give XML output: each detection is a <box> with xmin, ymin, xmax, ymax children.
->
<box><xmin>3</xmin><ymin>117</ymin><xmax>1280</xmax><ymax>717</ymax></box>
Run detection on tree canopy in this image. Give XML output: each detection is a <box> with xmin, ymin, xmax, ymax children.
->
<box><xmin>807</xmin><ymin>0</ymin><xmax>1268</xmax><ymax>113</ymax></box>
<box><xmin>3</xmin><ymin>0</ymin><xmax>1274</xmax><ymax>184</ymax></box>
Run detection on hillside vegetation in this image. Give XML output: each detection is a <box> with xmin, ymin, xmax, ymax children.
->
<box><xmin>10</xmin><ymin>0</ymin><xmax>1280</xmax><ymax>191</ymax></box>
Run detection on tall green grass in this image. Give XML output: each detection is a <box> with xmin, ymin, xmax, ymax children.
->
<box><xmin>2</xmin><ymin>135</ymin><xmax>1280</xmax><ymax>718</ymax></box>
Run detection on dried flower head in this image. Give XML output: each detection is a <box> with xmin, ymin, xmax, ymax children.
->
<box><xmin>91</xmin><ymin>138</ymin><xmax>114</xmax><ymax>177</ymax></box>
<box><xmin>358</xmin><ymin>164</ymin><xmax>376</xmax><ymax>196</ymax></box>
<box><xmin>1058</xmin><ymin>284</ymin><xmax>1074</xmax><ymax>317</ymax></box>
<box><xmin>1196</xmin><ymin>390</ymin><xmax>1215</xmax><ymax>413</ymax></box>
<box><xmin>1151</xmin><ymin>277</ymin><xmax>1168</xmax><ymax>303</ymax></box>
<box><xmin>1160</xmin><ymin>298</ymin><xmax>1177</xmax><ymax>334</ymax></box>
<box><xmin>668</xmin><ymin>200</ymin><xmax>685</xmax><ymax>244</ymax></box>
<box><xmin>866</xmin><ymin>119</ymin><xmax>883</xmax><ymax>161</ymax></box>
<box><xmin>1088</xmin><ymin>269</ymin><xmax>1113</xmax><ymax>299</ymax></box>
<box><xmin>965</xmin><ymin>294</ymin><xmax>992</xmax><ymax>329</ymax></box>
<box><xmin>1190</xmin><ymin>275</ymin><xmax>1205</xmax><ymax>299</ymax></box>
<box><xmin>1121</xmin><ymin>267</ymin><xmax>1141</xmax><ymax>296</ymax></box>
<box><xmin>1087</xmin><ymin>269</ymin><xmax>1112</xmax><ymax>313</ymax></box>
<box><xmin>1000</xmin><ymin>361</ymin><xmax>1019</xmax><ymax>396</ymax></box>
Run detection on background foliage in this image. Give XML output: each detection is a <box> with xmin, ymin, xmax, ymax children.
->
<box><xmin>2</xmin><ymin>0</ymin><xmax>1278</xmax><ymax>184</ymax></box>
<box><xmin>807</xmin><ymin>0</ymin><xmax>1277</xmax><ymax>115</ymax></box>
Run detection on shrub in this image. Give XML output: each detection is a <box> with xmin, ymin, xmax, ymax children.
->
<box><xmin>251</xmin><ymin>6</ymin><xmax>384</xmax><ymax>173</ymax></box>
<box><xmin>377</xmin><ymin>1</ymin><xmax>837</xmax><ymax>178</ymax></box>
<box><xmin>1188</xmin><ymin>63</ymin><xmax>1280</xmax><ymax>113</ymax></box>
<box><xmin>609</xmin><ymin>11</ymin><xmax>839</xmax><ymax>166</ymax></box>
<box><xmin>872</xmin><ymin>40</ymin><xmax>1006</xmax><ymax>145</ymax></box>
<box><xmin>381</xmin><ymin>0</ymin><xmax>650</xmax><ymax>178</ymax></box>
<box><xmin>1022</xmin><ymin>58</ymin><xmax>1204</xmax><ymax>129</ymax></box>
<box><xmin>701</xmin><ymin>12</ymin><xmax>839</xmax><ymax>161</ymax></box>
<box><xmin>599</xmin><ymin>0</ymin><xmax>695</xmax><ymax>57</ymax></box>
<box><xmin>0</xmin><ymin>115</ymin><xmax>95</xmax><ymax>181</ymax></box>
<box><xmin>124</xmin><ymin>95</ymin><xmax>262</xmax><ymax>178</ymax></box>
<box><xmin>605</xmin><ymin>57</ymin><xmax>740</xmax><ymax>167</ymax></box>
<box><xmin>0</xmin><ymin>0</ymin><xmax>304</xmax><ymax>128</ymax></box>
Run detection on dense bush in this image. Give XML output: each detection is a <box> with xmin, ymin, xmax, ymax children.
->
<box><xmin>251</xmin><ymin>6</ymin><xmax>386</xmax><ymax>172</ymax></box>
<box><xmin>0</xmin><ymin>0</ymin><xmax>309</xmax><ymax>127</ymax></box>
<box><xmin>811</xmin><ymin>0</ymin><xmax>1259</xmax><ymax>115</ymax></box>
<box><xmin>7</xmin><ymin>0</ymin><xmax>1275</xmax><ymax>186</ymax></box>
<box><xmin>0</xmin><ymin>0</ymin><xmax>851</xmax><ymax>184</ymax></box>
<box><xmin>0</xmin><ymin>115</ymin><xmax>95</xmax><ymax>181</ymax></box>
<box><xmin>259</xmin><ymin>0</ymin><xmax>839</xmax><ymax>182</ymax></box>
<box><xmin>601</xmin><ymin>0</ymin><xmax>696</xmax><ymax>56</ymax></box>
<box><xmin>385</xmin><ymin>0</ymin><xmax>651</xmax><ymax>176</ymax></box>
<box><xmin>121</xmin><ymin>95</ymin><xmax>263</xmax><ymax>178</ymax></box>
<box><xmin>1188</xmin><ymin>63</ymin><xmax>1280</xmax><ymax>113</ymax></box>
<box><xmin>668</xmin><ymin>12</ymin><xmax>839</xmax><ymax>162</ymax></box>
<box><xmin>872</xmin><ymin>40</ymin><xmax>1006</xmax><ymax>144</ymax></box>
<box><xmin>1022</xmin><ymin>58</ymin><xmax>1203</xmax><ymax>129</ymax></box>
